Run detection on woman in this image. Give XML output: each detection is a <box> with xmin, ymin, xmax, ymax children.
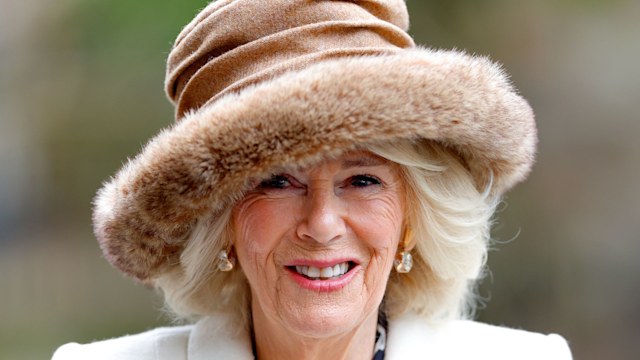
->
<box><xmin>54</xmin><ymin>0</ymin><xmax>571</xmax><ymax>359</ymax></box>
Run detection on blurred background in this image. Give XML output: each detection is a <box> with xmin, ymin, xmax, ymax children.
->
<box><xmin>1</xmin><ymin>0</ymin><xmax>638</xmax><ymax>358</ymax></box>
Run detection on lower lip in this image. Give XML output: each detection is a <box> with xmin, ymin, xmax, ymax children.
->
<box><xmin>287</xmin><ymin>265</ymin><xmax>360</xmax><ymax>292</ymax></box>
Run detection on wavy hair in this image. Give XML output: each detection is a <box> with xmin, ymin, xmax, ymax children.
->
<box><xmin>155</xmin><ymin>140</ymin><xmax>498</xmax><ymax>326</ymax></box>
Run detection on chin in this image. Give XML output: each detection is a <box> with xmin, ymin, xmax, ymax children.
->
<box><xmin>278</xmin><ymin>305</ymin><xmax>368</xmax><ymax>338</ymax></box>
<box><xmin>273</xmin><ymin>284</ymin><xmax>378</xmax><ymax>338</ymax></box>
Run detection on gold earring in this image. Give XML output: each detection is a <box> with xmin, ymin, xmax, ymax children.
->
<box><xmin>217</xmin><ymin>249</ymin><xmax>235</xmax><ymax>271</ymax></box>
<box><xmin>394</xmin><ymin>228</ymin><xmax>413</xmax><ymax>273</ymax></box>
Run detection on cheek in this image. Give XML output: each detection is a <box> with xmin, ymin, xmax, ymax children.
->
<box><xmin>232</xmin><ymin>198</ymin><xmax>299</xmax><ymax>281</ymax></box>
<box><xmin>235</xmin><ymin>200</ymin><xmax>289</xmax><ymax>250</ymax></box>
<box><xmin>349</xmin><ymin>197</ymin><xmax>404</xmax><ymax>249</ymax></box>
<box><xmin>349</xmin><ymin>197</ymin><xmax>404</xmax><ymax>290</ymax></box>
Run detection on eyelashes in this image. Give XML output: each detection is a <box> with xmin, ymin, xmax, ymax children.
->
<box><xmin>259</xmin><ymin>174</ymin><xmax>292</xmax><ymax>189</ymax></box>
<box><xmin>257</xmin><ymin>174</ymin><xmax>382</xmax><ymax>191</ymax></box>
<box><xmin>348</xmin><ymin>175</ymin><xmax>381</xmax><ymax>187</ymax></box>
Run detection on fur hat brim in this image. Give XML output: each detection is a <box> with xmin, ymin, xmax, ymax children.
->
<box><xmin>94</xmin><ymin>48</ymin><xmax>536</xmax><ymax>281</ymax></box>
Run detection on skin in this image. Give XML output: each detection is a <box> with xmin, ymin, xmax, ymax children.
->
<box><xmin>232</xmin><ymin>151</ymin><xmax>406</xmax><ymax>360</ymax></box>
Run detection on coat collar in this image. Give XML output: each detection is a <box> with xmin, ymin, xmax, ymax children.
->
<box><xmin>188</xmin><ymin>314</ymin><xmax>254</xmax><ymax>360</ymax></box>
<box><xmin>185</xmin><ymin>311</ymin><xmax>564</xmax><ymax>360</ymax></box>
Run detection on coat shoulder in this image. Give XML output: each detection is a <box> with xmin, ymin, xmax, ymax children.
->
<box><xmin>52</xmin><ymin>325</ymin><xmax>193</xmax><ymax>360</ymax></box>
<box><xmin>387</xmin><ymin>315</ymin><xmax>572</xmax><ymax>360</ymax></box>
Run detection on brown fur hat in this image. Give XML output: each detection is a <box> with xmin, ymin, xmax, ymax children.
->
<box><xmin>94</xmin><ymin>0</ymin><xmax>536</xmax><ymax>281</ymax></box>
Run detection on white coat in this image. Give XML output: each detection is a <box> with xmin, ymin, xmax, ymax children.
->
<box><xmin>52</xmin><ymin>311</ymin><xmax>572</xmax><ymax>359</ymax></box>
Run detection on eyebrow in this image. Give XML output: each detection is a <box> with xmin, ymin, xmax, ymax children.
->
<box><xmin>341</xmin><ymin>156</ymin><xmax>386</xmax><ymax>169</ymax></box>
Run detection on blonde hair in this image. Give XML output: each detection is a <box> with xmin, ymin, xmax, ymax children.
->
<box><xmin>155</xmin><ymin>140</ymin><xmax>498</xmax><ymax>326</ymax></box>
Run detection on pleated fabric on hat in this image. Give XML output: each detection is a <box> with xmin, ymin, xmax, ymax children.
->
<box><xmin>165</xmin><ymin>0</ymin><xmax>414</xmax><ymax>120</ymax></box>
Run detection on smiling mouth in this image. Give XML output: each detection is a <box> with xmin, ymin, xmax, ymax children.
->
<box><xmin>288</xmin><ymin>262</ymin><xmax>355</xmax><ymax>280</ymax></box>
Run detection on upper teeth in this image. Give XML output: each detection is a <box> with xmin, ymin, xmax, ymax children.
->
<box><xmin>295</xmin><ymin>263</ymin><xmax>349</xmax><ymax>279</ymax></box>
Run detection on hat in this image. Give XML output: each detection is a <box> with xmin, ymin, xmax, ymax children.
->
<box><xmin>94</xmin><ymin>0</ymin><xmax>536</xmax><ymax>281</ymax></box>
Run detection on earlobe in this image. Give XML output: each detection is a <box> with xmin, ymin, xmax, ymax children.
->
<box><xmin>401</xmin><ymin>226</ymin><xmax>416</xmax><ymax>251</ymax></box>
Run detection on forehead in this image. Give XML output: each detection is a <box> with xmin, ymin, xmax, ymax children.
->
<box><xmin>338</xmin><ymin>151</ymin><xmax>387</xmax><ymax>168</ymax></box>
<box><xmin>294</xmin><ymin>150</ymin><xmax>391</xmax><ymax>173</ymax></box>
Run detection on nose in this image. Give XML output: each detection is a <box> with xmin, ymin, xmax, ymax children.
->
<box><xmin>296</xmin><ymin>186</ymin><xmax>346</xmax><ymax>244</ymax></box>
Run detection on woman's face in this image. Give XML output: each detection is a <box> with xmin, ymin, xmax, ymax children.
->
<box><xmin>232</xmin><ymin>151</ymin><xmax>405</xmax><ymax>337</ymax></box>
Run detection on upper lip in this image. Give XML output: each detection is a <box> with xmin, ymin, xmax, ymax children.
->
<box><xmin>284</xmin><ymin>258</ymin><xmax>359</xmax><ymax>268</ymax></box>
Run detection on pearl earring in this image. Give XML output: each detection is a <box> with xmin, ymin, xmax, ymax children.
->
<box><xmin>217</xmin><ymin>249</ymin><xmax>235</xmax><ymax>271</ymax></box>
<box><xmin>394</xmin><ymin>251</ymin><xmax>413</xmax><ymax>273</ymax></box>
<box><xmin>394</xmin><ymin>227</ymin><xmax>413</xmax><ymax>273</ymax></box>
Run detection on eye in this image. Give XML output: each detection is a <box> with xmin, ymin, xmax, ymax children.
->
<box><xmin>349</xmin><ymin>174</ymin><xmax>381</xmax><ymax>187</ymax></box>
<box><xmin>259</xmin><ymin>174</ymin><xmax>291</xmax><ymax>189</ymax></box>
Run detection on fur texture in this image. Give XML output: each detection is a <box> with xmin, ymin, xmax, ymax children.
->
<box><xmin>95</xmin><ymin>49</ymin><xmax>535</xmax><ymax>281</ymax></box>
<box><xmin>94</xmin><ymin>0</ymin><xmax>536</xmax><ymax>281</ymax></box>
